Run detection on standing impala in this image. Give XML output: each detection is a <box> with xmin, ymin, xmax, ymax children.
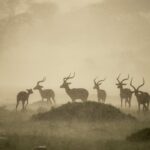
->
<box><xmin>130</xmin><ymin>78</ymin><xmax>150</xmax><ymax>111</ymax></box>
<box><xmin>116</xmin><ymin>74</ymin><xmax>132</xmax><ymax>108</ymax></box>
<box><xmin>34</xmin><ymin>77</ymin><xmax>55</xmax><ymax>104</ymax></box>
<box><xmin>93</xmin><ymin>78</ymin><xmax>107</xmax><ymax>103</ymax></box>
<box><xmin>60</xmin><ymin>73</ymin><xmax>89</xmax><ymax>102</ymax></box>
<box><xmin>16</xmin><ymin>89</ymin><xmax>33</xmax><ymax>111</ymax></box>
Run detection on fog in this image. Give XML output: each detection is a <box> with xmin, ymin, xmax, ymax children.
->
<box><xmin>0</xmin><ymin>0</ymin><xmax>150</xmax><ymax>103</ymax></box>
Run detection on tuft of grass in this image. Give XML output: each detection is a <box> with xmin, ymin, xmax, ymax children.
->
<box><xmin>127</xmin><ymin>128</ymin><xmax>150</xmax><ymax>142</ymax></box>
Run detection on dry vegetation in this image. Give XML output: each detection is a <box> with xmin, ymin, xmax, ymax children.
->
<box><xmin>0</xmin><ymin>102</ymin><xmax>150</xmax><ymax>150</ymax></box>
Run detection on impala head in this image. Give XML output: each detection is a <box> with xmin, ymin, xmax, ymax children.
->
<box><xmin>60</xmin><ymin>73</ymin><xmax>75</xmax><ymax>88</ymax></box>
<box><xmin>93</xmin><ymin>78</ymin><xmax>105</xmax><ymax>89</ymax></box>
<box><xmin>116</xmin><ymin>74</ymin><xmax>129</xmax><ymax>89</ymax></box>
<box><xmin>26</xmin><ymin>89</ymin><xmax>33</xmax><ymax>94</ymax></box>
<box><xmin>130</xmin><ymin>78</ymin><xmax>145</xmax><ymax>95</ymax></box>
<box><xmin>34</xmin><ymin>77</ymin><xmax>46</xmax><ymax>90</ymax></box>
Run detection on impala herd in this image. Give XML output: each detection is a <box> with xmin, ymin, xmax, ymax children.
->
<box><xmin>16</xmin><ymin>73</ymin><xmax>150</xmax><ymax>112</ymax></box>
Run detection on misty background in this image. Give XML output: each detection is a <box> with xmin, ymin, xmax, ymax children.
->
<box><xmin>0</xmin><ymin>0</ymin><xmax>150</xmax><ymax>104</ymax></box>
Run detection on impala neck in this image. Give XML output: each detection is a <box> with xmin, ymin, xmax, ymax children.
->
<box><xmin>96</xmin><ymin>86</ymin><xmax>100</xmax><ymax>91</ymax></box>
<box><xmin>119</xmin><ymin>87</ymin><xmax>124</xmax><ymax>94</ymax></box>
<box><xmin>27</xmin><ymin>91</ymin><xmax>31</xmax><ymax>96</ymax></box>
<box><xmin>38</xmin><ymin>88</ymin><xmax>43</xmax><ymax>96</ymax></box>
<box><xmin>27</xmin><ymin>93</ymin><xmax>31</xmax><ymax>96</ymax></box>
<box><xmin>64</xmin><ymin>85</ymin><xmax>71</xmax><ymax>94</ymax></box>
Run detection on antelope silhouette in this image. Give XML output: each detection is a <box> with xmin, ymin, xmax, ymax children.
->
<box><xmin>116</xmin><ymin>74</ymin><xmax>132</xmax><ymax>108</ymax></box>
<box><xmin>130</xmin><ymin>78</ymin><xmax>150</xmax><ymax>111</ymax></box>
<box><xmin>60</xmin><ymin>73</ymin><xmax>89</xmax><ymax>102</ymax></box>
<box><xmin>93</xmin><ymin>78</ymin><xmax>107</xmax><ymax>103</ymax></box>
<box><xmin>16</xmin><ymin>89</ymin><xmax>33</xmax><ymax>111</ymax></box>
<box><xmin>34</xmin><ymin>77</ymin><xmax>55</xmax><ymax>104</ymax></box>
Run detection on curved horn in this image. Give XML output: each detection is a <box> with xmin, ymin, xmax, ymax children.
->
<box><xmin>137</xmin><ymin>78</ymin><xmax>145</xmax><ymax>91</ymax></box>
<box><xmin>117</xmin><ymin>74</ymin><xmax>121</xmax><ymax>82</ymax></box>
<box><xmin>64</xmin><ymin>72</ymin><xmax>75</xmax><ymax>81</ymax></box>
<box><xmin>37</xmin><ymin>77</ymin><xmax>46</xmax><ymax>85</ymax></box>
<box><xmin>63</xmin><ymin>73</ymin><xmax>71</xmax><ymax>81</ymax></box>
<box><xmin>121</xmin><ymin>74</ymin><xmax>129</xmax><ymax>83</ymax></box>
<box><xmin>93</xmin><ymin>77</ymin><xmax>97</xmax><ymax>84</ymax></box>
<box><xmin>69</xmin><ymin>72</ymin><xmax>75</xmax><ymax>79</ymax></box>
<box><xmin>130</xmin><ymin>78</ymin><xmax>136</xmax><ymax>91</ymax></box>
<box><xmin>98</xmin><ymin>78</ymin><xmax>105</xmax><ymax>85</ymax></box>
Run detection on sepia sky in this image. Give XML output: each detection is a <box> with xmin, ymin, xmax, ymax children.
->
<box><xmin>0</xmin><ymin>0</ymin><xmax>150</xmax><ymax>98</ymax></box>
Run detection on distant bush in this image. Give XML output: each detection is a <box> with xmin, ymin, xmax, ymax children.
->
<box><xmin>32</xmin><ymin>101</ymin><xmax>136</xmax><ymax>122</ymax></box>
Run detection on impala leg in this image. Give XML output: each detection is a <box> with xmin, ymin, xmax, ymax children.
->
<box><xmin>50</xmin><ymin>99</ymin><xmax>53</xmax><ymax>104</ymax></box>
<box><xmin>103</xmin><ymin>99</ymin><xmax>105</xmax><ymax>103</ymax></box>
<box><xmin>104</xmin><ymin>97</ymin><xmax>106</xmax><ymax>103</ymax></box>
<box><xmin>147</xmin><ymin>102</ymin><xmax>149</xmax><ymax>111</ymax></box>
<box><xmin>138</xmin><ymin>103</ymin><xmax>140</xmax><ymax>112</ymax></box>
<box><xmin>16</xmin><ymin>101</ymin><xmax>19</xmax><ymax>111</ymax></box>
<box><xmin>102</xmin><ymin>99</ymin><xmax>104</xmax><ymax>103</ymax></box>
<box><xmin>121</xmin><ymin>98</ymin><xmax>123</xmax><ymax>108</ymax></box>
<box><xmin>143</xmin><ymin>104</ymin><xmax>145</xmax><ymax>111</ymax></box>
<box><xmin>52</xmin><ymin>96</ymin><xmax>56</xmax><ymax>104</ymax></box>
<box><xmin>25</xmin><ymin>99</ymin><xmax>28</xmax><ymax>110</ymax></box>
<box><xmin>47</xmin><ymin>98</ymin><xmax>52</xmax><ymax>105</ymax></box>
<box><xmin>129</xmin><ymin>98</ymin><xmax>131</xmax><ymax>108</ymax></box>
<box><xmin>125</xmin><ymin>99</ymin><xmax>127</xmax><ymax>108</ymax></box>
<box><xmin>143</xmin><ymin>104</ymin><xmax>147</xmax><ymax>111</ymax></box>
<box><xmin>100</xmin><ymin>99</ymin><xmax>102</xmax><ymax>103</ymax></box>
<box><xmin>146</xmin><ymin>104</ymin><xmax>148</xmax><ymax>111</ymax></box>
<box><xmin>22</xmin><ymin>101</ymin><xmax>25</xmax><ymax>111</ymax></box>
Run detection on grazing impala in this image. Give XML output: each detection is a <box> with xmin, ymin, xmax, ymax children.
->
<box><xmin>130</xmin><ymin>78</ymin><xmax>150</xmax><ymax>111</ymax></box>
<box><xmin>34</xmin><ymin>77</ymin><xmax>55</xmax><ymax>104</ymax></box>
<box><xmin>93</xmin><ymin>78</ymin><xmax>107</xmax><ymax>103</ymax></box>
<box><xmin>16</xmin><ymin>89</ymin><xmax>33</xmax><ymax>111</ymax></box>
<box><xmin>116</xmin><ymin>74</ymin><xmax>132</xmax><ymax>108</ymax></box>
<box><xmin>60</xmin><ymin>73</ymin><xmax>89</xmax><ymax>102</ymax></box>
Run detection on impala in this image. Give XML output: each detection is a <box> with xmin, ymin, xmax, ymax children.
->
<box><xmin>130</xmin><ymin>78</ymin><xmax>150</xmax><ymax>111</ymax></box>
<box><xmin>16</xmin><ymin>89</ymin><xmax>33</xmax><ymax>111</ymax></box>
<box><xmin>60</xmin><ymin>73</ymin><xmax>89</xmax><ymax>102</ymax></box>
<box><xmin>93</xmin><ymin>78</ymin><xmax>107</xmax><ymax>103</ymax></box>
<box><xmin>34</xmin><ymin>77</ymin><xmax>55</xmax><ymax>104</ymax></box>
<box><xmin>116</xmin><ymin>74</ymin><xmax>132</xmax><ymax>108</ymax></box>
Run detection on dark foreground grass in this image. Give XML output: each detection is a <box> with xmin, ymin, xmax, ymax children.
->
<box><xmin>0</xmin><ymin>102</ymin><xmax>150</xmax><ymax>150</ymax></box>
<box><xmin>2</xmin><ymin>134</ymin><xmax>150</xmax><ymax>150</ymax></box>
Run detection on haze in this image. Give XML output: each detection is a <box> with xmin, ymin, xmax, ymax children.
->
<box><xmin>0</xmin><ymin>0</ymin><xmax>150</xmax><ymax>103</ymax></box>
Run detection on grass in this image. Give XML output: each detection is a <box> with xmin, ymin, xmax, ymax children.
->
<box><xmin>32</xmin><ymin>102</ymin><xmax>136</xmax><ymax>122</ymax></box>
<box><xmin>0</xmin><ymin>102</ymin><xmax>150</xmax><ymax>150</ymax></box>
